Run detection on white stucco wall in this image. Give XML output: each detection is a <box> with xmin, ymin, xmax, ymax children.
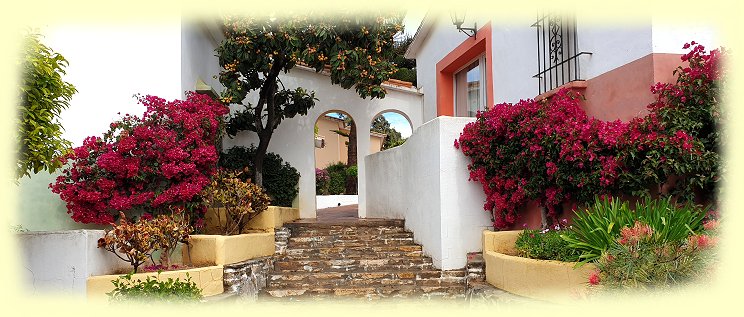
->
<box><xmin>365</xmin><ymin>117</ymin><xmax>491</xmax><ymax>270</ymax></box>
<box><xmin>181</xmin><ymin>20</ymin><xmax>225</xmax><ymax>97</ymax></box>
<box><xmin>650</xmin><ymin>20</ymin><xmax>718</xmax><ymax>54</ymax></box>
<box><xmin>223</xmin><ymin>66</ymin><xmax>423</xmax><ymax>219</ymax></box>
<box><xmin>14</xmin><ymin>23</ymin><xmax>185</xmax><ymax>232</ymax></box>
<box><xmin>316</xmin><ymin>195</ymin><xmax>359</xmax><ymax>209</ymax></box>
<box><xmin>16</xmin><ymin>230</ymin><xmax>130</xmax><ymax>296</ymax></box>
<box><xmin>490</xmin><ymin>20</ymin><xmax>540</xmax><ymax>103</ymax></box>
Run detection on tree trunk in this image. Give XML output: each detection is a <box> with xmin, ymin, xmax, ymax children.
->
<box><xmin>253</xmin><ymin>131</ymin><xmax>272</xmax><ymax>187</ymax></box>
<box><xmin>347</xmin><ymin>120</ymin><xmax>357</xmax><ymax>166</ymax></box>
<box><xmin>540</xmin><ymin>206</ymin><xmax>548</xmax><ymax>230</ymax></box>
<box><xmin>346</xmin><ymin>120</ymin><xmax>357</xmax><ymax>194</ymax></box>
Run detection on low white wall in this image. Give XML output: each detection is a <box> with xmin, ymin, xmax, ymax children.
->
<box><xmin>316</xmin><ymin>195</ymin><xmax>359</xmax><ymax>209</ymax></box>
<box><xmin>16</xmin><ymin>230</ymin><xmax>130</xmax><ymax>296</ymax></box>
<box><xmin>365</xmin><ymin>117</ymin><xmax>492</xmax><ymax>270</ymax></box>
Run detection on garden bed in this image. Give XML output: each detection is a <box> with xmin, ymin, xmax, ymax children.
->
<box><xmin>482</xmin><ymin>230</ymin><xmax>595</xmax><ymax>303</ymax></box>
<box><xmin>86</xmin><ymin>265</ymin><xmax>224</xmax><ymax>299</ymax></box>
<box><xmin>182</xmin><ymin>232</ymin><xmax>275</xmax><ymax>266</ymax></box>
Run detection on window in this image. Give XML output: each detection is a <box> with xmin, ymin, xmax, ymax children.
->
<box><xmin>454</xmin><ymin>55</ymin><xmax>486</xmax><ymax>117</ymax></box>
<box><xmin>532</xmin><ymin>13</ymin><xmax>590</xmax><ymax>94</ymax></box>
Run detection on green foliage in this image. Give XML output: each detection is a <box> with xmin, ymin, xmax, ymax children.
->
<box><xmin>17</xmin><ymin>33</ymin><xmax>77</xmax><ymax>179</ymax></box>
<box><xmin>218</xmin><ymin>146</ymin><xmax>299</xmax><ymax>207</ymax></box>
<box><xmin>561</xmin><ymin>196</ymin><xmax>706</xmax><ymax>262</ymax></box>
<box><xmin>515</xmin><ymin>229</ymin><xmax>580</xmax><ymax>262</ymax></box>
<box><xmin>345</xmin><ymin>165</ymin><xmax>358</xmax><ymax>177</ymax></box>
<box><xmin>593</xmin><ymin>222</ymin><xmax>718</xmax><ymax>291</ymax></box>
<box><xmin>371</xmin><ymin>114</ymin><xmax>406</xmax><ymax>150</ymax></box>
<box><xmin>108</xmin><ymin>272</ymin><xmax>202</xmax><ymax>303</ymax></box>
<box><xmin>390</xmin><ymin>34</ymin><xmax>416</xmax><ymax>85</ymax></box>
<box><xmin>324</xmin><ymin>162</ymin><xmax>348</xmax><ymax>195</ymax></box>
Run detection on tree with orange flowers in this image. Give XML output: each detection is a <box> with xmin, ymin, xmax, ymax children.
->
<box><xmin>218</xmin><ymin>12</ymin><xmax>403</xmax><ymax>186</ymax></box>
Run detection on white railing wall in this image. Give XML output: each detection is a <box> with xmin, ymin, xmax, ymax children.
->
<box><xmin>365</xmin><ymin>117</ymin><xmax>492</xmax><ymax>270</ymax></box>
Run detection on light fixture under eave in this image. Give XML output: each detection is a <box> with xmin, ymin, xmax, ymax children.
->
<box><xmin>450</xmin><ymin>10</ymin><xmax>477</xmax><ymax>38</ymax></box>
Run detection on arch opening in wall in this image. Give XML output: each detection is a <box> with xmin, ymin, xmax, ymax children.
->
<box><xmin>370</xmin><ymin>110</ymin><xmax>413</xmax><ymax>151</ymax></box>
<box><xmin>313</xmin><ymin>110</ymin><xmax>360</xmax><ymax>213</ymax></box>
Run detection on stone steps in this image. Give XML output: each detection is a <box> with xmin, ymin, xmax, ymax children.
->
<box><xmin>274</xmin><ymin>256</ymin><xmax>434</xmax><ymax>273</ymax></box>
<box><xmin>261</xmin><ymin>219</ymin><xmax>468</xmax><ymax>301</ymax></box>
<box><xmin>269</xmin><ymin>269</ymin><xmax>467</xmax><ymax>288</ymax></box>
<box><xmin>261</xmin><ymin>284</ymin><xmax>466</xmax><ymax>300</ymax></box>
<box><xmin>282</xmin><ymin>245</ymin><xmax>424</xmax><ymax>259</ymax></box>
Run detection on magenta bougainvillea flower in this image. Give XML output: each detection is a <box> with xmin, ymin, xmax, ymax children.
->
<box><xmin>51</xmin><ymin>92</ymin><xmax>228</xmax><ymax>225</ymax></box>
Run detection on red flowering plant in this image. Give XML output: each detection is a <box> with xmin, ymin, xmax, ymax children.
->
<box><xmin>455</xmin><ymin>90</ymin><xmax>632</xmax><ymax>229</ymax></box>
<box><xmin>623</xmin><ymin>42</ymin><xmax>726</xmax><ymax>203</ymax></box>
<box><xmin>51</xmin><ymin>92</ymin><xmax>228</xmax><ymax>225</ymax></box>
<box><xmin>456</xmin><ymin>42</ymin><xmax>724</xmax><ymax>230</ymax></box>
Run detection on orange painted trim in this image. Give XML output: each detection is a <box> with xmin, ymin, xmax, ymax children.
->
<box><xmin>435</xmin><ymin>23</ymin><xmax>493</xmax><ymax>117</ymax></box>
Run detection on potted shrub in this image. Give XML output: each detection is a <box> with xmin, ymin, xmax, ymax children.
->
<box><xmin>183</xmin><ymin>169</ymin><xmax>275</xmax><ymax>266</ymax></box>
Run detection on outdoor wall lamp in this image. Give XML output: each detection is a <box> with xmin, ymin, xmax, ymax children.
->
<box><xmin>450</xmin><ymin>10</ymin><xmax>477</xmax><ymax>38</ymax></box>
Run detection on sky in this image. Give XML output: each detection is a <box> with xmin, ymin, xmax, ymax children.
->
<box><xmin>326</xmin><ymin>112</ymin><xmax>413</xmax><ymax>138</ymax></box>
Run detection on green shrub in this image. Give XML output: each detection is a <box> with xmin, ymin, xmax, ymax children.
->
<box><xmin>18</xmin><ymin>33</ymin><xmax>77</xmax><ymax>180</ymax></box>
<box><xmin>561</xmin><ymin>196</ymin><xmax>706</xmax><ymax>262</ymax></box>
<box><xmin>108</xmin><ymin>272</ymin><xmax>203</xmax><ymax>303</ymax></box>
<box><xmin>592</xmin><ymin>220</ymin><xmax>718</xmax><ymax>291</ymax></box>
<box><xmin>324</xmin><ymin>162</ymin><xmax>348</xmax><ymax>195</ymax></box>
<box><xmin>219</xmin><ymin>146</ymin><xmax>299</xmax><ymax>207</ymax></box>
<box><xmin>515</xmin><ymin>229</ymin><xmax>580</xmax><ymax>262</ymax></box>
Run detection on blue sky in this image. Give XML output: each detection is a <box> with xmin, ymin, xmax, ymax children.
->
<box><xmin>325</xmin><ymin>112</ymin><xmax>413</xmax><ymax>138</ymax></box>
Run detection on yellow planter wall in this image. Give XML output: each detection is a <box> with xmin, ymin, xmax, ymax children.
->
<box><xmin>182</xmin><ymin>232</ymin><xmax>275</xmax><ymax>266</ymax></box>
<box><xmin>86</xmin><ymin>265</ymin><xmax>224</xmax><ymax>300</ymax></box>
<box><xmin>482</xmin><ymin>230</ymin><xmax>596</xmax><ymax>303</ymax></box>
<box><xmin>204</xmin><ymin>206</ymin><xmax>300</xmax><ymax>234</ymax></box>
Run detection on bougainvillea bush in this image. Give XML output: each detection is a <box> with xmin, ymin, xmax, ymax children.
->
<box><xmin>51</xmin><ymin>92</ymin><xmax>228</xmax><ymax>225</ymax></box>
<box><xmin>455</xmin><ymin>42</ymin><xmax>724</xmax><ymax>230</ymax></box>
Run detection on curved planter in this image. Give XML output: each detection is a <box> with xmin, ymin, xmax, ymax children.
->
<box><xmin>483</xmin><ymin>230</ymin><xmax>596</xmax><ymax>303</ymax></box>
<box><xmin>182</xmin><ymin>232</ymin><xmax>275</xmax><ymax>267</ymax></box>
<box><xmin>86</xmin><ymin>265</ymin><xmax>224</xmax><ymax>300</ymax></box>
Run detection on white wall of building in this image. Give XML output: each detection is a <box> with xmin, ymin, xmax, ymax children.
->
<box><xmin>16</xmin><ymin>230</ymin><xmax>131</xmax><ymax>296</ymax></box>
<box><xmin>44</xmin><ymin>23</ymin><xmax>183</xmax><ymax>147</ymax></box>
<box><xmin>181</xmin><ymin>20</ymin><xmax>225</xmax><ymax>97</ymax></box>
<box><xmin>223</xmin><ymin>66</ymin><xmax>423</xmax><ymax>219</ymax></box>
<box><xmin>490</xmin><ymin>19</ymin><xmax>540</xmax><ymax>103</ymax></box>
<box><xmin>365</xmin><ymin>117</ymin><xmax>492</xmax><ymax>270</ymax></box>
<box><xmin>650</xmin><ymin>20</ymin><xmax>718</xmax><ymax>54</ymax></box>
<box><xmin>412</xmin><ymin>16</ymin><xmax>465</xmax><ymax>122</ymax></box>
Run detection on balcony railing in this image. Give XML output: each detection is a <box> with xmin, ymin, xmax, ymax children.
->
<box><xmin>531</xmin><ymin>13</ymin><xmax>591</xmax><ymax>94</ymax></box>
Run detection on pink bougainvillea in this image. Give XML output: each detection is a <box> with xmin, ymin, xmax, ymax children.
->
<box><xmin>456</xmin><ymin>42</ymin><xmax>723</xmax><ymax>230</ymax></box>
<box><xmin>51</xmin><ymin>92</ymin><xmax>228</xmax><ymax>224</ymax></box>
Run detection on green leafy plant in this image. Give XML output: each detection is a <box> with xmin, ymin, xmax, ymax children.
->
<box><xmin>561</xmin><ymin>196</ymin><xmax>706</xmax><ymax>262</ymax></box>
<box><xmin>202</xmin><ymin>169</ymin><xmax>272</xmax><ymax>235</ymax></box>
<box><xmin>591</xmin><ymin>220</ymin><xmax>718</xmax><ymax>291</ymax></box>
<box><xmin>219</xmin><ymin>146</ymin><xmax>299</xmax><ymax>207</ymax></box>
<box><xmin>323</xmin><ymin>162</ymin><xmax>348</xmax><ymax>195</ymax></box>
<box><xmin>17</xmin><ymin>32</ymin><xmax>77</xmax><ymax>179</ymax></box>
<box><xmin>515</xmin><ymin>228</ymin><xmax>580</xmax><ymax>262</ymax></box>
<box><xmin>108</xmin><ymin>272</ymin><xmax>202</xmax><ymax>303</ymax></box>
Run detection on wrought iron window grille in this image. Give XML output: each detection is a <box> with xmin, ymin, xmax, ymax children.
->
<box><xmin>531</xmin><ymin>13</ymin><xmax>592</xmax><ymax>94</ymax></box>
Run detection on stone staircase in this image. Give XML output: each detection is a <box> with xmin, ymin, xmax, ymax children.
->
<box><xmin>260</xmin><ymin>219</ymin><xmax>468</xmax><ymax>301</ymax></box>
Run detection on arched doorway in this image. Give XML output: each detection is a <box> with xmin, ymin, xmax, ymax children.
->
<box><xmin>313</xmin><ymin>110</ymin><xmax>360</xmax><ymax>218</ymax></box>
